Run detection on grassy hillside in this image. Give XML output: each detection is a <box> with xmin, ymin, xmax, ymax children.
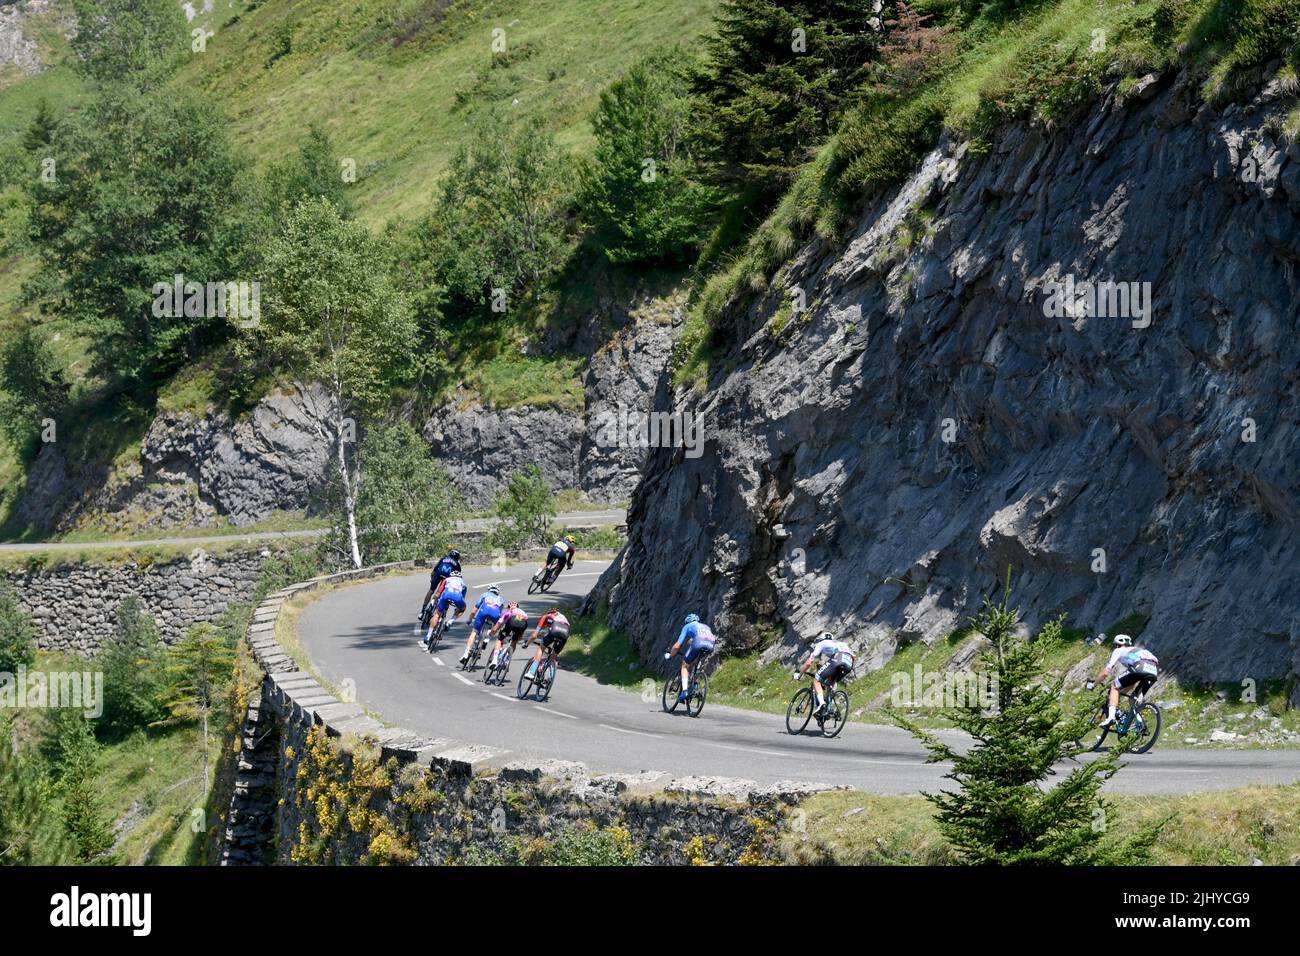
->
<box><xmin>183</xmin><ymin>0</ymin><xmax>719</xmax><ymax>224</ymax></box>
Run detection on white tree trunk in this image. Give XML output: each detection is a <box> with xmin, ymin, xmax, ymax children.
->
<box><xmin>335</xmin><ymin>398</ymin><xmax>362</xmax><ymax>570</ymax></box>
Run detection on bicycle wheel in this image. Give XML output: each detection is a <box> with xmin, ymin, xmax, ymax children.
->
<box><xmin>527</xmin><ymin>575</ymin><xmax>541</xmax><ymax>595</ymax></box>
<box><xmin>662</xmin><ymin>673</ymin><xmax>682</xmax><ymax>713</ymax></box>
<box><xmin>427</xmin><ymin>617</ymin><xmax>444</xmax><ymax>653</ymax></box>
<box><xmin>516</xmin><ymin>664</ymin><xmax>535</xmax><ymax>700</ymax></box>
<box><xmin>1076</xmin><ymin>707</ymin><xmax>1111</xmax><ymax>752</ymax></box>
<box><xmin>1130</xmin><ymin>703</ymin><xmax>1162</xmax><ymax>754</ymax></box>
<box><xmin>540</xmin><ymin>660</ymin><xmax>557</xmax><ymax>702</ymax></box>
<box><xmin>786</xmin><ymin>687</ymin><xmax>814</xmax><ymax>735</ymax></box>
<box><xmin>822</xmin><ymin>691</ymin><xmax>849</xmax><ymax>738</ymax></box>
<box><xmin>496</xmin><ymin>651</ymin><xmax>512</xmax><ymax>686</ymax></box>
<box><xmin>687</xmin><ymin>670</ymin><xmax>709</xmax><ymax>718</ymax></box>
<box><xmin>483</xmin><ymin>650</ymin><xmax>497</xmax><ymax>683</ymax></box>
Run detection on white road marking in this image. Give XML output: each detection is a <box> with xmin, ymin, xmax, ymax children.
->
<box><xmin>477</xmin><ymin>580</ymin><xmax>521</xmax><ymax>590</ymax></box>
<box><xmin>432</xmin><ymin>657</ymin><xmax>445</xmax><ymax>667</ymax></box>
<box><xmin>490</xmin><ymin>693</ymin><xmax>515</xmax><ymax>702</ymax></box>
<box><xmin>536</xmin><ymin>706</ymin><xmax>578</xmax><ymax>720</ymax></box>
<box><xmin>452</xmin><ymin>673</ymin><xmax>473</xmax><ymax>685</ymax></box>
<box><xmin>556</xmin><ymin>572</ymin><xmax>603</xmax><ymax>578</ymax></box>
<box><xmin>598</xmin><ymin>723</ymin><xmax>662</xmax><ymax>739</ymax></box>
<box><xmin>699</xmin><ymin>741</ymin><xmax>795</xmax><ymax>759</ymax></box>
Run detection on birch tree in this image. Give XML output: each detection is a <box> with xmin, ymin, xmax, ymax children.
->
<box><xmin>256</xmin><ymin>199</ymin><xmax>415</xmax><ymax>568</ymax></box>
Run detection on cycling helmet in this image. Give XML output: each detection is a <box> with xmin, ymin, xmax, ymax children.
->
<box><xmin>507</xmin><ymin>601</ymin><xmax>519</xmax><ymax>609</ymax></box>
<box><xmin>1113</xmin><ymin>633</ymin><xmax>1132</xmax><ymax>647</ymax></box>
<box><xmin>449</xmin><ymin>549</ymin><xmax>461</xmax><ymax>560</ymax></box>
<box><xmin>684</xmin><ymin>613</ymin><xmax>700</xmax><ymax>625</ymax></box>
<box><xmin>487</xmin><ymin>585</ymin><xmax>500</xmax><ymax>594</ymax></box>
<box><xmin>809</xmin><ymin>631</ymin><xmax>834</xmax><ymax>643</ymax></box>
<box><xmin>564</xmin><ymin>535</ymin><xmax>574</xmax><ymax>543</ymax></box>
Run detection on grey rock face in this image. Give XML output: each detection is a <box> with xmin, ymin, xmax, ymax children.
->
<box><xmin>425</xmin><ymin>314</ymin><xmax>681</xmax><ymax>508</ymax></box>
<box><xmin>599</xmin><ymin>74</ymin><xmax>1300</xmax><ymax>687</ymax></box>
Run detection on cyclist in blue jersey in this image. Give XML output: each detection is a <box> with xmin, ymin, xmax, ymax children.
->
<box><xmin>664</xmin><ymin>613</ymin><xmax>716</xmax><ymax>704</ymax></box>
<box><xmin>1090</xmin><ymin>634</ymin><xmax>1160</xmax><ymax>726</ymax></box>
<box><xmin>460</xmin><ymin>585</ymin><xmax>506</xmax><ymax>664</ymax></box>
<box><xmin>422</xmin><ymin>571</ymin><xmax>468</xmax><ymax>646</ymax></box>
<box><xmin>419</xmin><ymin>549</ymin><xmax>462</xmax><ymax>618</ymax></box>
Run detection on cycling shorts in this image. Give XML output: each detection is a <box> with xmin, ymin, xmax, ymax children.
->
<box><xmin>1116</xmin><ymin>670</ymin><xmax>1156</xmax><ymax>696</ymax></box>
<box><xmin>539</xmin><ymin>625</ymin><xmax>570</xmax><ymax>653</ymax></box>
<box><xmin>473</xmin><ymin>608</ymin><xmax>502</xmax><ymax>632</ymax></box>
<box><xmin>684</xmin><ymin>643</ymin><xmax>714</xmax><ymax>665</ymax></box>
<box><xmin>437</xmin><ymin>593</ymin><xmax>466</xmax><ymax>614</ymax></box>
<box><xmin>547</xmin><ymin>545</ymin><xmax>569</xmax><ymax>564</ymax></box>
<box><xmin>499</xmin><ymin>618</ymin><xmax>528</xmax><ymax>639</ymax></box>
<box><xmin>816</xmin><ymin>660</ymin><xmax>851</xmax><ymax>684</ymax></box>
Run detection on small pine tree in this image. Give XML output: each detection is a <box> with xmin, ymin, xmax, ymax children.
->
<box><xmin>155</xmin><ymin>623</ymin><xmax>235</xmax><ymax>795</ymax></box>
<box><xmin>489</xmin><ymin>465</ymin><xmax>556</xmax><ymax>551</ymax></box>
<box><xmin>894</xmin><ymin>575</ymin><xmax>1159</xmax><ymax>864</ymax></box>
<box><xmin>0</xmin><ymin>581</ymin><xmax>37</xmax><ymax>673</ymax></box>
<box><xmin>97</xmin><ymin>595</ymin><xmax>166</xmax><ymax>738</ymax></box>
<box><xmin>52</xmin><ymin>713</ymin><xmax>116</xmax><ymax>863</ymax></box>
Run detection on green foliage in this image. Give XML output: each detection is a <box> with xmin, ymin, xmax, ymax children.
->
<box><xmin>323</xmin><ymin>419</ymin><xmax>461</xmax><ymax>566</ymax></box>
<box><xmin>489</xmin><ymin>465</ymin><xmax>556</xmax><ymax>551</ymax></box>
<box><xmin>465</xmin><ymin>822</ymin><xmax>641</xmax><ymax>865</ymax></box>
<box><xmin>0</xmin><ymin>580</ymin><xmax>37</xmax><ymax>673</ymax></box>
<box><xmin>417</xmin><ymin>113</ymin><xmax>575</xmax><ymax>317</ymax></box>
<box><xmin>0</xmin><ymin>326</ymin><xmax>70</xmax><ymax>455</ymax></box>
<box><xmin>1181</xmin><ymin>0</ymin><xmax>1300</xmax><ymax>97</ymax></box>
<box><xmin>70</xmin><ymin>0</ymin><xmax>186</xmax><ymax>90</ymax></box>
<box><xmin>264</xmin><ymin>125</ymin><xmax>354</xmax><ymax>218</ymax></box>
<box><xmin>97</xmin><ymin>595</ymin><xmax>167</xmax><ymax>739</ymax></box>
<box><xmin>51</xmin><ymin>711</ymin><xmax>116</xmax><ymax>863</ymax></box>
<box><xmin>894</xmin><ymin>577</ymin><xmax>1159</xmax><ymax>864</ymax></box>
<box><xmin>692</xmin><ymin>0</ymin><xmax>893</xmax><ymax>193</ymax></box>
<box><xmin>252</xmin><ymin>198</ymin><xmax>415</xmax><ymax>421</ymax></box>
<box><xmin>579</xmin><ymin>48</ymin><xmax>717</xmax><ymax>265</ymax></box>
<box><xmin>156</xmin><ymin>623</ymin><xmax>235</xmax><ymax>731</ymax></box>
<box><xmin>23</xmin><ymin>84</ymin><xmax>255</xmax><ymax>394</ymax></box>
<box><xmin>0</xmin><ymin>717</ymin><xmax>76</xmax><ymax>865</ymax></box>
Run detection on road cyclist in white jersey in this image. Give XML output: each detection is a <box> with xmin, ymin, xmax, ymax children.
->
<box><xmin>797</xmin><ymin>632</ymin><xmax>856</xmax><ymax>725</ymax></box>
<box><xmin>1089</xmin><ymin>633</ymin><xmax>1160</xmax><ymax>727</ymax></box>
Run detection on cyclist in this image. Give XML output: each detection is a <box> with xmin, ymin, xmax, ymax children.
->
<box><xmin>535</xmin><ymin>535</ymin><xmax>576</xmax><ymax>586</ymax></box>
<box><xmin>1091</xmin><ymin>634</ymin><xmax>1160</xmax><ymax>727</ymax></box>
<box><xmin>523</xmin><ymin>607</ymin><xmax>570</xmax><ymax>678</ymax></box>
<box><xmin>797</xmin><ymin>632</ymin><xmax>855</xmax><ymax>723</ymax></box>
<box><xmin>663</xmin><ymin>613</ymin><xmax>716</xmax><ymax>704</ymax></box>
<box><xmin>460</xmin><ymin>585</ymin><xmax>505</xmax><ymax>664</ymax></box>
<box><xmin>487</xmin><ymin>601</ymin><xmax>530</xmax><ymax>670</ymax></box>
<box><xmin>422</xmin><ymin>570</ymin><xmax>468</xmax><ymax>646</ymax></box>
<box><xmin>419</xmin><ymin>549</ymin><xmax>462</xmax><ymax>619</ymax></box>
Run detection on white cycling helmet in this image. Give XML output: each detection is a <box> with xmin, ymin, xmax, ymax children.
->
<box><xmin>1112</xmin><ymin>633</ymin><xmax>1132</xmax><ymax>647</ymax></box>
<box><xmin>488</xmin><ymin>585</ymin><xmax>500</xmax><ymax>594</ymax></box>
<box><xmin>809</xmin><ymin>631</ymin><xmax>834</xmax><ymax>643</ymax></box>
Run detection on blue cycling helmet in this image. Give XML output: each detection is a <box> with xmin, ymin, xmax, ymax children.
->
<box><xmin>684</xmin><ymin>613</ymin><xmax>700</xmax><ymax>625</ymax></box>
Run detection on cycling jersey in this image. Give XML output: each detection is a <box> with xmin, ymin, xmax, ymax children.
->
<box><xmin>537</xmin><ymin>611</ymin><xmax>570</xmax><ymax>635</ymax></box>
<box><xmin>499</xmin><ymin>607</ymin><xmax>529</xmax><ymax>635</ymax></box>
<box><xmin>1105</xmin><ymin>646</ymin><xmax>1159</xmax><ymax>676</ymax></box>
<box><xmin>472</xmin><ymin>591</ymin><xmax>505</xmax><ymax>631</ymax></box>
<box><xmin>676</xmin><ymin>621</ymin><xmax>716</xmax><ymax>652</ymax></box>
<box><xmin>436</xmin><ymin>574</ymin><xmax>468</xmax><ymax>613</ymax></box>
<box><xmin>547</xmin><ymin>540</ymin><xmax>575</xmax><ymax>567</ymax></box>
<box><xmin>431</xmin><ymin>556</ymin><xmax>460</xmax><ymax>587</ymax></box>
<box><xmin>811</xmin><ymin>638</ymin><xmax>855</xmax><ymax>668</ymax></box>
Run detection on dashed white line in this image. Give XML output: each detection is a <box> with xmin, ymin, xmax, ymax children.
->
<box><xmin>557</xmin><ymin>572</ymin><xmax>603</xmax><ymax>578</ymax></box>
<box><xmin>536</xmin><ymin>706</ymin><xmax>578</xmax><ymax>720</ymax></box>
<box><xmin>432</xmin><ymin>657</ymin><xmax>445</xmax><ymax>667</ymax></box>
<box><xmin>700</xmin><ymin>741</ymin><xmax>795</xmax><ymax>759</ymax></box>
<box><xmin>490</xmin><ymin>692</ymin><xmax>515</xmax><ymax>702</ymax></box>
<box><xmin>598</xmin><ymin>723</ymin><xmax>662</xmax><ymax>739</ymax></box>
<box><xmin>477</xmin><ymin>579</ymin><xmax>521</xmax><ymax>590</ymax></box>
<box><xmin>452</xmin><ymin>673</ymin><xmax>473</xmax><ymax>685</ymax></box>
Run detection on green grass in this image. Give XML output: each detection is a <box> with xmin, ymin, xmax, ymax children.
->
<box><xmin>786</xmin><ymin>783</ymin><xmax>1300</xmax><ymax>865</ymax></box>
<box><xmin>184</xmin><ymin>0</ymin><xmax>720</xmax><ymax>226</ymax></box>
<box><xmin>466</xmin><ymin>352</ymin><xmax>587</xmax><ymax>412</ymax></box>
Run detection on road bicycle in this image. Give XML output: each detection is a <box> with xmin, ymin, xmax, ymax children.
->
<box><xmin>517</xmin><ymin>648</ymin><xmax>559</xmax><ymax>702</ymax></box>
<box><xmin>662</xmin><ymin>650</ymin><xmax>710</xmax><ymax>718</ymax></box>
<box><xmin>527</xmin><ymin>562</ymin><xmax>562</xmax><ymax>595</ymax></box>
<box><xmin>1077</xmin><ymin>680</ymin><xmax>1162</xmax><ymax>754</ymax></box>
<box><xmin>483</xmin><ymin>637</ymin><xmax>514</xmax><ymax>686</ymax></box>
<box><xmin>461</xmin><ymin>630</ymin><xmax>489</xmax><ymax>671</ymax></box>
<box><xmin>786</xmin><ymin>673</ymin><xmax>850</xmax><ymax>738</ymax></box>
<box><xmin>422</xmin><ymin>605</ymin><xmax>451</xmax><ymax>653</ymax></box>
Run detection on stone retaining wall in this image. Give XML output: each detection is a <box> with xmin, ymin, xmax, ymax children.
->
<box><xmin>229</xmin><ymin>562</ymin><xmax>814</xmax><ymax>866</ymax></box>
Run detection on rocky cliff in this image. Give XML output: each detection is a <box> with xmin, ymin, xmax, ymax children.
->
<box><xmin>597</xmin><ymin>71</ymin><xmax>1300</xmax><ymax>690</ymax></box>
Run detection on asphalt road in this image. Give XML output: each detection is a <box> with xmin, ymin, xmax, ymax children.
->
<box><xmin>297</xmin><ymin>562</ymin><xmax>1300</xmax><ymax>795</ymax></box>
<box><xmin>0</xmin><ymin>511</ymin><xmax>626</xmax><ymax>552</ymax></box>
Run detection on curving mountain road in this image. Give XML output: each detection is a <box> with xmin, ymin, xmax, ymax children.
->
<box><xmin>297</xmin><ymin>563</ymin><xmax>1300</xmax><ymax>795</ymax></box>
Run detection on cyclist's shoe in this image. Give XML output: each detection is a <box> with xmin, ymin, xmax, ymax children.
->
<box><xmin>457</xmin><ymin>652</ymin><xmax>469</xmax><ymax>664</ymax></box>
<box><xmin>677</xmin><ymin>690</ymin><xmax>690</xmax><ymax>703</ymax></box>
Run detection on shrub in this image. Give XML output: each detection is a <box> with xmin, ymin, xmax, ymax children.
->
<box><xmin>488</xmin><ymin>465</ymin><xmax>556</xmax><ymax>551</ymax></box>
<box><xmin>0</xmin><ymin>581</ymin><xmax>37</xmax><ymax>673</ymax></box>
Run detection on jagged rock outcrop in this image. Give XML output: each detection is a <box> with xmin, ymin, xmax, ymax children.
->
<box><xmin>426</xmin><ymin>312</ymin><xmax>681</xmax><ymax>508</ymax></box>
<box><xmin>597</xmin><ymin>72</ymin><xmax>1300</xmax><ymax>690</ymax></box>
